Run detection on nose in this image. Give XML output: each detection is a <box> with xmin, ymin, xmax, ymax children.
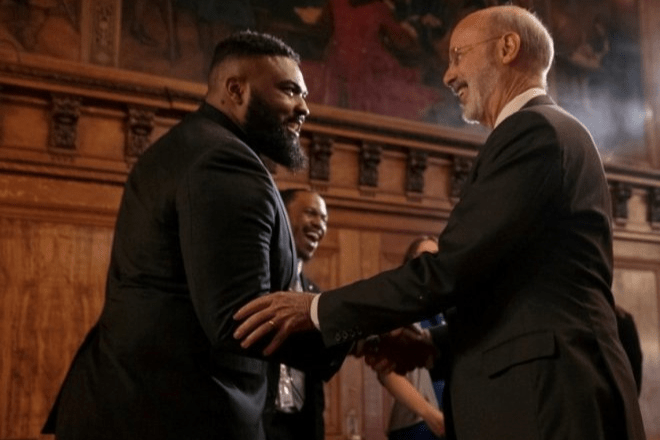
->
<box><xmin>443</xmin><ymin>64</ymin><xmax>456</xmax><ymax>89</ymax></box>
<box><xmin>310</xmin><ymin>215</ymin><xmax>327</xmax><ymax>235</ymax></box>
<box><xmin>296</xmin><ymin>96</ymin><xmax>310</xmax><ymax>118</ymax></box>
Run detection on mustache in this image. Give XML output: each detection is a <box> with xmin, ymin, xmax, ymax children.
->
<box><xmin>286</xmin><ymin>114</ymin><xmax>306</xmax><ymax>125</ymax></box>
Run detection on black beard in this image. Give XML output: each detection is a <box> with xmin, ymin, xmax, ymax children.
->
<box><xmin>243</xmin><ymin>94</ymin><xmax>307</xmax><ymax>171</ymax></box>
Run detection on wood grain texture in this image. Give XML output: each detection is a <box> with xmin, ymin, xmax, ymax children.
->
<box><xmin>0</xmin><ymin>218</ymin><xmax>111</xmax><ymax>439</ymax></box>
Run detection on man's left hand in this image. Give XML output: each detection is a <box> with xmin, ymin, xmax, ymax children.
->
<box><xmin>233</xmin><ymin>291</ymin><xmax>316</xmax><ymax>355</ymax></box>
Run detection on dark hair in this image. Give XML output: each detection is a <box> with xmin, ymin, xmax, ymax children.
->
<box><xmin>280</xmin><ymin>188</ymin><xmax>312</xmax><ymax>208</ymax></box>
<box><xmin>210</xmin><ymin>30</ymin><xmax>300</xmax><ymax>71</ymax></box>
<box><xmin>403</xmin><ymin>235</ymin><xmax>438</xmax><ymax>264</ymax></box>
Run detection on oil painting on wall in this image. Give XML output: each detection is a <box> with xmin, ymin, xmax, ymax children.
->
<box><xmin>0</xmin><ymin>0</ymin><xmax>82</xmax><ymax>60</ymax></box>
<box><xmin>0</xmin><ymin>0</ymin><xmax>646</xmax><ymax>165</ymax></box>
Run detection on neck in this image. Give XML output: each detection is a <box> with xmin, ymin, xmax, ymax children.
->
<box><xmin>204</xmin><ymin>95</ymin><xmax>245</xmax><ymax>132</ymax></box>
<box><xmin>484</xmin><ymin>72</ymin><xmax>544</xmax><ymax>129</ymax></box>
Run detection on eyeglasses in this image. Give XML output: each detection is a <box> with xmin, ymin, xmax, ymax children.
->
<box><xmin>448</xmin><ymin>35</ymin><xmax>503</xmax><ymax>67</ymax></box>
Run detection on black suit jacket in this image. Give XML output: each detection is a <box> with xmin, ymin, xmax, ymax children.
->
<box><xmin>615</xmin><ymin>305</ymin><xmax>643</xmax><ymax>395</ymax></box>
<box><xmin>317</xmin><ymin>96</ymin><xmax>645</xmax><ymax>440</ymax></box>
<box><xmin>264</xmin><ymin>274</ymin><xmax>326</xmax><ymax>440</ymax></box>
<box><xmin>43</xmin><ymin>103</ymin><xmax>346</xmax><ymax>440</ymax></box>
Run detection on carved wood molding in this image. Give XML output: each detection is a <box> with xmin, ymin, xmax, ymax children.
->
<box><xmin>125</xmin><ymin>106</ymin><xmax>156</xmax><ymax>162</ymax></box>
<box><xmin>406</xmin><ymin>149</ymin><xmax>428</xmax><ymax>194</ymax></box>
<box><xmin>49</xmin><ymin>93</ymin><xmax>81</xmax><ymax>155</ymax></box>
<box><xmin>648</xmin><ymin>187</ymin><xmax>660</xmax><ymax>227</ymax></box>
<box><xmin>611</xmin><ymin>181</ymin><xmax>633</xmax><ymax>224</ymax></box>
<box><xmin>450</xmin><ymin>156</ymin><xmax>473</xmax><ymax>201</ymax></box>
<box><xmin>359</xmin><ymin>143</ymin><xmax>382</xmax><ymax>188</ymax></box>
<box><xmin>309</xmin><ymin>135</ymin><xmax>333</xmax><ymax>181</ymax></box>
<box><xmin>0</xmin><ymin>60</ymin><xmax>202</xmax><ymax>108</ymax></box>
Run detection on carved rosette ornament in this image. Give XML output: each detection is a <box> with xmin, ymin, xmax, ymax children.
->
<box><xmin>49</xmin><ymin>94</ymin><xmax>81</xmax><ymax>154</ymax></box>
<box><xmin>125</xmin><ymin>107</ymin><xmax>155</xmax><ymax>161</ymax></box>
<box><xmin>406</xmin><ymin>150</ymin><xmax>428</xmax><ymax>194</ymax></box>
<box><xmin>610</xmin><ymin>181</ymin><xmax>632</xmax><ymax>224</ymax></box>
<box><xmin>648</xmin><ymin>187</ymin><xmax>660</xmax><ymax>227</ymax></box>
<box><xmin>309</xmin><ymin>135</ymin><xmax>333</xmax><ymax>181</ymax></box>
<box><xmin>450</xmin><ymin>156</ymin><xmax>473</xmax><ymax>201</ymax></box>
<box><xmin>359</xmin><ymin>143</ymin><xmax>382</xmax><ymax>188</ymax></box>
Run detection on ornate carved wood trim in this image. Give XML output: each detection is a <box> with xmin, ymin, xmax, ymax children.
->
<box><xmin>450</xmin><ymin>156</ymin><xmax>473</xmax><ymax>201</ymax></box>
<box><xmin>309</xmin><ymin>135</ymin><xmax>333</xmax><ymax>181</ymax></box>
<box><xmin>125</xmin><ymin>106</ymin><xmax>155</xmax><ymax>162</ymax></box>
<box><xmin>0</xmin><ymin>54</ymin><xmax>203</xmax><ymax>109</ymax></box>
<box><xmin>90</xmin><ymin>0</ymin><xmax>119</xmax><ymax>67</ymax></box>
<box><xmin>49</xmin><ymin>93</ymin><xmax>81</xmax><ymax>155</ymax></box>
<box><xmin>648</xmin><ymin>187</ymin><xmax>660</xmax><ymax>227</ymax></box>
<box><xmin>405</xmin><ymin>149</ymin><xmax>428</xmax><ymax>194</ymax></box>
<box><xmin>611</xmin><ymin>181</ymin><xmax>633</xmax><ymax>224</ymax></box>
<box><xmin>359</xmin><ymin>143</ymin><xmax>382</xmax><ymax>188</ymax></box>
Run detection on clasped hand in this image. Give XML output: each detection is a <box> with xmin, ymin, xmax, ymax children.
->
<box><xmin>359</xmin><ymin>326</ymin><xmax>437</xmax><ymax>375</ymax></box>
<box><xmin>233</xmin><ymin>292</ymin><xmax>437</xmax><ymax>375</ymax></box>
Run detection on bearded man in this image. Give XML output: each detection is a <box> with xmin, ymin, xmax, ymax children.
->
<box><xmin>42</xmin><ymin>31</ymin><xmax>348</xmax><ymax>440</ymax></box>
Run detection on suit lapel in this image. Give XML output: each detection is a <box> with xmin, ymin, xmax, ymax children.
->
<box><xmin>199</xmin><ymin>102</ymin><xmax>297</xmax><ymax>290</ymax></box>
<box><xmin>466</xmin><ymin>94</ymin><xmax>555</xmax><ymax>188</ymax></box>
<box><xmin>274</xmin><ymin>190</ymin><xmax>298</xmax><ymax>289</ymax></box>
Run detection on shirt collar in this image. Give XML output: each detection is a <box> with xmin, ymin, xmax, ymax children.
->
<box><xmin>494</xmin><ymin>88</ymin><xmax>547</xmax><ymax>128</ymax></box>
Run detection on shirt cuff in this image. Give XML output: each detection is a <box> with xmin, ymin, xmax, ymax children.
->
<box><xmin>311</xmin><ymin>294</ymin><xmax>321</xmax><ymax>330</ymax></box>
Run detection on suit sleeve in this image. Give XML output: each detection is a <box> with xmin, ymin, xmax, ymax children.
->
<box><xmin>177</xmin><ymin>141</ymin><xmax>348</xmax><ymax>377</ymax></box>
<box><xmin>178</xmin><ymin>142</ymin><xmax>278</xmax><ymax>352</ymax></box>
<box><xmin>318</xmin><ymin>111</ymin><xmax>564</xmax><ymax>346</ymax></box>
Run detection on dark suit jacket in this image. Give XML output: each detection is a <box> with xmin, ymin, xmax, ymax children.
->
<box><xmin>264</xmin><ymin>274</ymin><xmax>326</xmax><ymax>440</ymax></box>
<box><xmin>615</xmin><ymin>305</ymin><xmax>643</xmax><ymax>395</ymax></box>
<box><xmin>43</xmin><ymin>103</ymin><xmax>346</xmax><ymax>440</ymax></box>
<box><xmin>317</xmin><ymin>96</ymin><xmax>645</xmax><ymax>440</ymax></box>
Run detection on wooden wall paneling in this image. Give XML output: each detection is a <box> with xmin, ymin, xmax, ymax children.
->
<box><xmin>378</xmin><ymin>149</ymin><xmax>407</xmax><ymax>197</ymax></box>
<box><xmin>423</xmin><ymin>156</ymin><xmax>453</xmax><ymax>201</ymax></box>
<box><xmin>612</xmin><ymin>262</ymin><xmax>660</xmax><ymax>440</ymax></box>
<box><xmin>330</xmin><ymin>230</ymin><xmax>365</xmax><ymax>440</ymax></box>
<box><xmin>1</xmin><ymin>93</ymin><xmax>50</xmax><ymax>157</ymax></box>
<box><xmin>0</xmin><ymin>218</ymin><xmax>111</xmax><ymax>439</ymax></box>
<box><xmin>330</xmin><ymin>141</ymin><xmax>360</xmax><ymax>193</ymax></box>
<box><xmin>359</xmin><ymin>231</ymin><xmax>386</xmax><ymax>440</ymax></box>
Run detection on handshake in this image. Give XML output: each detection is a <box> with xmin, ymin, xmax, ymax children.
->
<box><xmin>232</xmin><ymin>290</ymin><xmax>440</xmax><ymax>374</ymax></box>
<box><xmin>355</xmin><ymin>325</ymin><xmax>438</xmax><ymax>375</ymax></box>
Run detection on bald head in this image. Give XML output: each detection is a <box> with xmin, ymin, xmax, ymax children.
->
<box><xmin>443</xmin><ymin>5</ymin><xmax>554</xmax><ymax>127</ymax></box>
<box><xmin>472</xmin><ymin>6</ymin><xmax>554</xmax><ymax>85</ymax></box>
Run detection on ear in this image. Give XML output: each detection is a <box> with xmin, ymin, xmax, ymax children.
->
<box><xmin>226</xmin><ymin>76</ymin><xmax>248</xmax><ymax>106</ymax></box>
<box><xmin>500</xmin><ymin>32</ymin><xmax>521</xmax><ymax>65</ymax></box>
